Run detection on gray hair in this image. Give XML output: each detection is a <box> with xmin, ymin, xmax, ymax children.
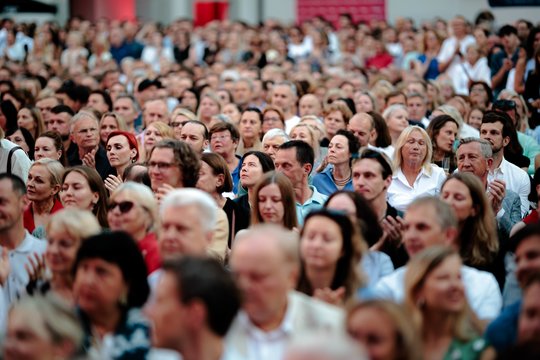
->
<box><xmin>458</xmin><ymin>137</ymin><xmax>492</xmax><ymax>159</ymax></box>
<box><xmin>160</xmin><ymin>188</ymin><xmax>217</xmax><ymax>232</ymax></box>
<box><xmin>112</xmin><ymin>182</ymin><xmax>158</xmax><ymax>227</ymax></box>
<box><xmin>236</xmin><ymin>77</ymin><xmax>254</xmax><ymax>91</ymax></box>
<box><xmin>46</xmin><ymin>208</ymin><xmax>101</xmax><ymax>240</ymax></box>
<box><xmin>275</xmin><ymin>81</ymin><xmax>298</xmax><ymax>99</ymax></box>
<box><xmin>31</xmin><ymin>158</ymin><xmax>64</xmax><ymax>187</ymax></box>
<box><xmin>407</xmin><ymin>196</ymin><xmax>458</xmax><ymax>231</ymax></box>
<box><xmin>115</xmin><ymin>93</ymin><xmax>140</xmax><ymax>113</ymax></box>
<box><xmin>382</xmin><ymin>104</ymin><xmax>407</xmax><ymax>121</ymax></box>
<box><xmin>69</xmin><ymin>110</ymin><xmax>99</xmax><ymax>133</ymax></box>
<box><xmin>263</xmin><ymin>128</ymin><xmax>289</xmax><ymax>143</ymax></box>
<box><xmin>435</xmin><ymin>104</ymin><xmax>464</xmax><ymax>127</ymax></box>
<box><xmin>285</xmin><ymin>332</ymin><xmax>367</xmax><ymax>360</ymax></box>
<box><xmin>234</xmin><ymin>224</ymin><xmax>300</xmax><ymax>265</ymax></box>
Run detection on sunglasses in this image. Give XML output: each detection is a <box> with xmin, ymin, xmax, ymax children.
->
<box><xmin>108</xmin><ymin>200</ymin><xmax>135</xmax><ymax>213</ymax></box>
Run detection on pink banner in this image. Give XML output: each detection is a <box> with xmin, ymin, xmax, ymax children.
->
<box><xmin>297</xmin><ymin>0</ymin><xmax>386</xmax><ymax>25</ymax></box>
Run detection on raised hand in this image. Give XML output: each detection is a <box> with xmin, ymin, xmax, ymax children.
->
<box><xmin>313</xmin><ymin>286</ymin><xmax>346</xmax><ymax>306</ymax></box>
<box><xmin>104</xmin><ymin>175</ymin><xmax>123</xmax><ymax>193</ymax></box>
<box><xmin>24</xmin><ymin>252</ymin><xmax>47</xmax><ymax>284</ymax></box>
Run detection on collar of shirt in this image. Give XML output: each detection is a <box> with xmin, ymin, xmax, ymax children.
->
<box><xmin>393</xmin><ymin>166</ymin><xmax>432</xmax><ymax>187</ymax></box>
<box><xmin>238</xmin><ymin>301</ymin><xmax>294</xmax><ymax>341</ymax></box>
<box><xmin>12</xmin><ymin>231</ymin><xmax>38</xmax><ymax>254</ymax></box>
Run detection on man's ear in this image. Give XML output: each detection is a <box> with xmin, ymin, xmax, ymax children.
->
<box><xmin>502</xmin><ymin>136</ymin><xmax>510</xmax><ymax>148</ymax></box>
<box><xmin>303</xmin><ymin>163</ymin><xmax>312</xmax><ymax>176</ymax></box>
<box><xmin>203</xmin><ymin>139</ymin><xmax>209</xmax><ymax>149</ymax></box>
<box><xmin>444</xmin><ymin>227</ymin><xmax>459</xmax><ymax>249</ymax></box>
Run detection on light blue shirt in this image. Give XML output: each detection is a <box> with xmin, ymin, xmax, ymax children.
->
<box><xmin>295</xmin><ymin>185</ymin><xmax>328</xmax><ymax>225</ymax></box>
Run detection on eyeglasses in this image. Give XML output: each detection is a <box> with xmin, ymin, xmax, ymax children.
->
<box><xmin>263</xmin><ymin>117</ymin><xmax>281</xmax><ymax>123</ymax></box>
<box><xmin>108</xmin><ymin>200</ymin><xmax>135</xmax><ymax>213</ymax></box>
<box><xmin>210</xmin><ymin>134</ymin><xmax>231</xmax><ymax>141</ymax></box>
<box><xmin>147</xmin><ymin>161</ymin><xmax>177</xmax><ymax>170</ymax></box>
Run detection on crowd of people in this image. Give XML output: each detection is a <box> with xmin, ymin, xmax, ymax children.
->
<box><xmin>0</xmin><ymin>8</ymin><xmax>540</xmax><ymax>360</ymax></box>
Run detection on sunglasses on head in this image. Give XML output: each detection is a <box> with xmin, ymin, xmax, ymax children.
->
<box><xmin>492</xmin><ymin>99</ymin><xmax>516</xmax><ymax>111</ymax></box>
<box><xmin>108</xmin><ymin>200</ymin><xmax>135</xmax><ymax>213</ymax></box>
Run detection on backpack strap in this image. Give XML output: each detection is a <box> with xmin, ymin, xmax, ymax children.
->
<box><xmin>6</xmin><ymin>146</ymin><xmax>23</xmax><ymax>175</ymax></box>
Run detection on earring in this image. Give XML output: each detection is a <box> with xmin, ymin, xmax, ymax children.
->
<box><xmin>119</xmin><ymin>292</ymin><xmax>128</xmax><ymax>306</ymax></box>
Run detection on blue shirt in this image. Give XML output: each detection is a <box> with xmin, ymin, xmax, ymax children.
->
<box><xmin>231</xmin><ymin>156</ymin><xmax>242</xmax><ymax>195</ymax></box>
<box><xmin>312</xmin><ymin>166</ymin><xmax>353</xmax><ymax>196</ymax></box>
<box><xmin>295</xmin><ymin>185</ymin><xmax>328</xmax><ymax>225</ymax></box>
<box><xmin>485</xmin><ymin>300</ymin><xmax>520</xmax><ymax>352</ymax></box>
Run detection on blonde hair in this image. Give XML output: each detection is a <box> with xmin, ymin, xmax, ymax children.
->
<box><xmin>46</xmin><ymin>208</ymin><xmax>101</xmax><ymax>241</ymax></box>
<box><xmin>347</xmin><ymin>300</ymin><xmax>422</xmax><ymax>360</ymax></box>
<box><xmin>9</xmin><ymin>294</ymin><xmax>83</xmax><ymax>351</ymax></box>
<box><xmin>31</xmin><ymin>158</ymin><xmax>64</xmax><ymax>191</ymax></box>
<box><xmin>323</xmin><ymin>101</ymin><xmax>353</xmax><ymax>125</ymax></box>
<box><xmin>146</xmin><ymin>121</ymin><xmax>174</xmax><ymax>139</ymax></box>
<box><xmin>393</xmin><ymin>126</ymin><xmax>433</xmax><ymax>174</ymax></box>
<box><xmin>111</xmin><ymin>182</ymin><xmax>158</xmax><ymax>231</ymax></box>
<box><xmin>100</xmin><ymin>112</ymin><xmax>128</xmax><ymax>131</ymax></box>
<box><xmin>404</xmin><ymin>246</ymin><xmax>482</xmax><ymax>342</ymax></box>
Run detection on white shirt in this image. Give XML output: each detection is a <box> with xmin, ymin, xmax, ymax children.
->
<box><xmin>0</xmin><ymin>232</ymin><xmax>47</xmax><ymax>328</ymax></box>
<box><xmin>461</xmin><ymin>123</ymin><xmax>480</xmax><ymax>139</ymax></box>
<box><xmin>374</xmin><ymin>265</ymin><xmax>502</xmax><ymax>320</ymax></box>
<box><xmin>387</xmin><ymin>165</ymin><xmax>447</xmax><ymax>212</ymax></box>
<box><xmin>285</xmin><ymin>115</ymin><xmax>301</xmax><ymax>134</ymax></box>
<box><xmin>235</xmin><ymin>304</ymin><xmax>294</xmax><ymax>360</ymax></box>
<box><xmin>488</xmin><ymin>158</ymin><xmax>531</xmax><ymax>216</ymax></box>
<box><xmin>453</xmin><ymin>57</ymin><xmax>492</xmax><ymax>95</ymax></box>
<box><xmin>0</xmin><ymin>139</ymin><xmax>32</xmax><ymax>183</ymax></box>
<box><xmin>437</xmin><ymin>35</ymin><xmax>476</xmax><ymax>93</ymax></box>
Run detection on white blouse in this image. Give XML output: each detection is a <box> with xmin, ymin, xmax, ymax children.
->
<box><xmin>387</xmin><ymin>164</ymin><xmax>447</xmax><ymax>212</ymax></box>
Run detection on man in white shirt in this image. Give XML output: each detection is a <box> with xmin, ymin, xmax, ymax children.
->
<box><xmin>226</xmin><ymin>224</ymin><xmax>343</xmax><ymax>360</ymax></box>
<box><xmin>480</xmin><ymin>111</ymin><xmax>531</xmax><ymax>216</ymax></box>
<box><xmin>437</xmin><ymin>16</ymin><xmax>476</xmax><ymax>95</ymax></box>
<box><xmin>0</xmin><ymin>174</ymin><xmax>47</xmax><ymax>328</ymax></box>
<box><xmin>374</xmin><ymin>196</ymin><xmax>502</xmax><ymax>320</ymax></box>
<box><xmin>271</xmin><ymin>82</ymin><xmax>300</xmax><ymax>133</ymax></box>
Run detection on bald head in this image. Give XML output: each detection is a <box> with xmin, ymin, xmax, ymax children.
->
<box><xmin>299</xmin><ymin>94</ymin><xmax>322</xmax><ymax>117</ymax></box>
<box><xmin>347</xmin><ymin>113</ymin><xmax>374</xmax><ymax>147</ymax></box>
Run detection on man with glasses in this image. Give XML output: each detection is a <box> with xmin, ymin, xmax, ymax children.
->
<box><xmin>147</xmin><ymin>139</ymin><xmax>201</xmax><ymax>201</ymax></box>
<box><xmin>67</xmin><ymin>110</ymin><xmax>114</xmax><ymax>180</ymax></box>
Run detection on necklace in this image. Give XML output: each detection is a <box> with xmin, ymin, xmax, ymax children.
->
<box><xmin>333</xmin><ymin>170</ymin><xmax>351</xmax><ymax>187</ymax></box>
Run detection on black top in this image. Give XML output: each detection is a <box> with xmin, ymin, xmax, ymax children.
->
<box><xmin>380</xmin><ymin>203</ymin><xmax>409</xmax><ymax>269</ymax></box>
<box><xmin>67</xmin><ymin>143</ymin><xmax>115</xmax><ymax>180</ymax></box>
<box><xmin>223</xmin><ymin>197</ymin><xmax>250</xmax><ymax>248</ymax></box>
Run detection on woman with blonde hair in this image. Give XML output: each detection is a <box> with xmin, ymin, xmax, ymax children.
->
<box><xmin>404</xmin><ymin>246</ymin><xmax>492</xmax><ymax>360</ymax></box>
<box><xmin>4</xmin><ymin>295</ymin><xmax>84</xmax><ymax>359</ymax></box>
<box><xmin>290</xmin><ymin>122</ymin><xmax>324</xmax><ymax>169</ymax></box>
<box><xmin>382</xmin><ymin>104</ymin><xmax>409</xmax><ymax>147</ymax></box>
<box><xmin>441</xmin><ymin>172</ymin><xmax>502</xmax><ymax>285</ymax></box>
<box><xmin>142</xmin><ymin>121</ymin><xmax>174</xmax><ymax>162</ymax></box>
<box><xmin>24</xmin><ymin>159</ymin><xmax>64</xmax><ymax>238</ymax></box>
<box><xmin>347</xmin><ymin>300</ymin><xmax>422</xmax><ymax>360</ymax></box>
<box><xmin>26</xmin><ymin>209</ymin><xmax>101</xmax><ymax>302</ymax></box>
<box><xmin>251</xmin><ymin>171</ymin><xmax>298</xmax><ymax>230</ymax></box>
<box><xmin>388</xmin><ymin>126</ymin><xmax>447</xmax><ymax>212</ymax></box>
<box><xmin>99</xmin><ymin>112</ymin><xmax>127</xmax><ymax>148</ymax></box>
